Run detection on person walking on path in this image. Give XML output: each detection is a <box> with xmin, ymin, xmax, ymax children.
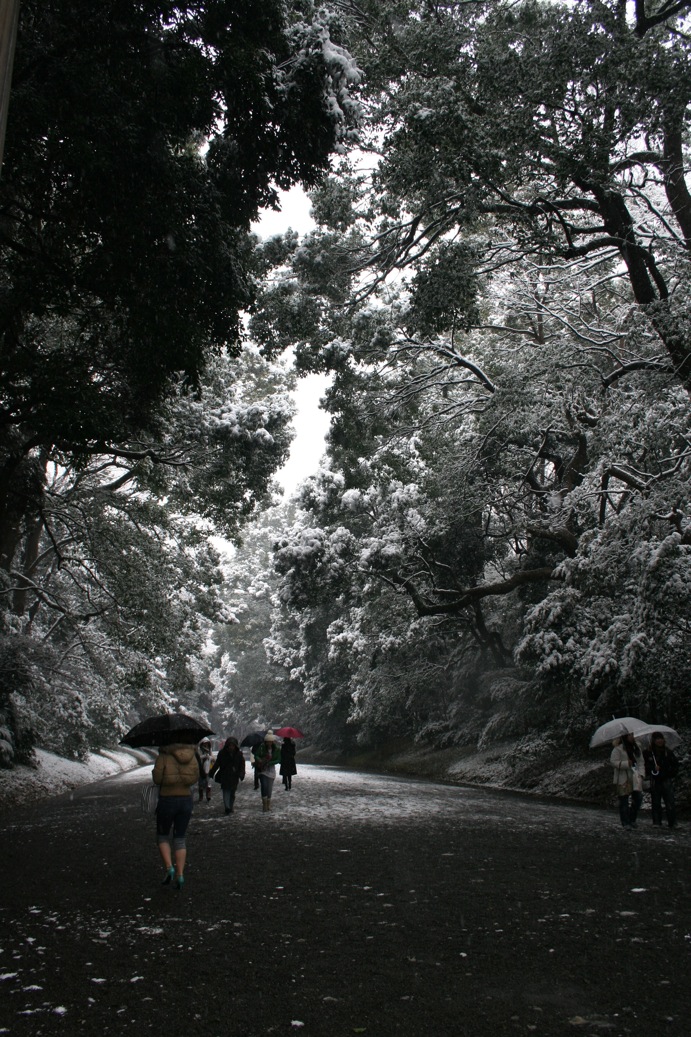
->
<box><xmin>643</xmin><ymin>732</ymin><xmax>679</xmax><ymax>829</ymax></box>
<box><xmin>209</xmin><ymin>737</ymin><xmax>246</xmax><ymax>814</ymax></box>
<box><xmin>280</xmin><ymin>736</ymin><xmax>297</xmax><ymax>790</ymax></box>
<box><xmin>152</xmin><ymin>742</ymin><xmax>199</xmax><ymax>890</ymax></box>
<box><xmin>610</xmin><ymin>734</ymin><xmax>643</xmax><ymax>830</ymax></box>
<box><xmin>253</xmin><ymin>730</ymin><xmax>281</xmax><ymax>812</ymax></box>
<box><xmin>195</xmin><ymin>738</ymin><xmax>213</xmax><ymax>803</ymax></box>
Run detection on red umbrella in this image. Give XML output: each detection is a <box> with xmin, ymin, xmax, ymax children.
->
<box><xmin>274</xmin><ymin>726</ymin><xmax>304</xmax><ymax>739</ymax></box>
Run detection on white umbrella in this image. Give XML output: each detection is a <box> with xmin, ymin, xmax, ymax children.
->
<box><xmin>631</xmin><ymin>725</ymin><xmax>681</xmax><ymax>750</ymax></box>
<box><xmin>589</xmin><ymin>716</ymin><xmax>649</xmax><ymax>748</ymax></box>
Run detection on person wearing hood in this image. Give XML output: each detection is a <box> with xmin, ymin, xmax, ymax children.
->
<box><xmin>209</xmin><ymin>737</ymin><xmax>246</xmax><ymax>814</ymax></box>
<box><xmin>252</xmin><ymin>731</ymin><xmax>281</xmax><ymax>812</ymax></box>
<box><xmin>153</xmin><ymin>741</ymin><xmax>199</xmax><ymax>889</ymax></box>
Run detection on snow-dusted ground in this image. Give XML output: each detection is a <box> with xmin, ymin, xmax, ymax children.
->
<box><xmin>1</xmin><ymin>760</ymin><xmax>689</xmax><ymax>1035</ymax></box>
<box><xmin>318</xmin><ymin>734</ymin><xmax>690</xmax><ymax>809</ymax></box>
<box><xmin>0</xmin><ymin>739</ymin><xmax>685</xmax><ymax>822</ymax></box>
<box><xmin>0</xmin><ymin>748</ymin><xmax>152</xmax><ymax>811</ymax></box>
<box><xmin>0</xmin><ymin>749</ymin><xmax>627</xmax><ymax>834</ymax></box>
<box><xmin>187</xmin><ymin>763</ymin><xmax>687</xmax><ymax>841</ymax></box>
<box><xmin>0</xmin><ymin>747</ymin><xmax>597</xmax><ymax>827</ymax></box>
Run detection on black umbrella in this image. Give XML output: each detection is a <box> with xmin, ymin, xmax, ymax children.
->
<box><xmin>240</xmin><ymin>731</ymin><xmax>265</xmax><ymax>748</ymax></box>
<box><xmin>120</xmin><ymin>713</ymin><xmax>214</xmax><ymax>748</ymax></box>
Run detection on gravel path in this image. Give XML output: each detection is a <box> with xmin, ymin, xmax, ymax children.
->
<box><xmin>1</xmin><ymin>764</ymin><xmax>689</xmax><ymax>1037</ymax></box>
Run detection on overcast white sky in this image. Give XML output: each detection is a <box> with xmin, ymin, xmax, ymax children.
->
<box><xmin>253</xmin><ymin>187</ymin><xmax>332</xmax><ymax>496</ymax></box>
<box><xmin>275</xmin><ymin>371</ymin><xmax>331</xmax><ymax>494</ymax></box>
<box><xmin>254</xmin><ymin>184</ymin><xmax>314</xmax><ymax>239</ymax></box>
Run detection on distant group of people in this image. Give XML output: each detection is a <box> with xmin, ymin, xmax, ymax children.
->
<box><xmin>610</xmin><ymin>731</ymin><xmax>678</xmax><ymax>831</ymax></box>
<box><xmin>148</xmin><ymin>722</ymin><xmax>679</xmax><ymax>890</ymax></box>
<box><xmin>151</xmin><ymin>729</ymin><xmax>299</xmax><ymax>887</ymax></box>
<box><xmin>251</xmin><ymin>731</ymin><xmax>297</xmax><ymax>808</ymax></box>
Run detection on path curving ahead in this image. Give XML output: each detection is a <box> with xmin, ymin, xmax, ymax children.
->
<box><xmin>1</xmin><ymin>764</ymin><xmax>689</xmax><ymax>1037</ymax></box>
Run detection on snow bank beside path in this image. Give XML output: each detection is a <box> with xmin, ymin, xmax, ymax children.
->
<box><xmin>307</xmin><ymin>734</ymin><xmax>691</xmax><ymax>811</ymax></box>
<box><xmin>0</xmin><ymin>747</ymin><xmax>151</xmax><ymax>811</ymax></box>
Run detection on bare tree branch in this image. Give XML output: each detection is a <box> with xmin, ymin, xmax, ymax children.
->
<box><xmin>378</xmin><ymin>566</ymin><xmax>556</xmax><ymax>617</ymax></box>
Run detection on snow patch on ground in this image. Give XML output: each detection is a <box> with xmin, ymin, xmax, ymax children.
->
<box><xmin>0</xmin><ymin>748</ymin><xmax>151</xmax><ymax>810</ymax></box>
<box><xmin>309</xmin><ymin>733</ymin><xmax>690</xmax><ymax>813</ymax></box>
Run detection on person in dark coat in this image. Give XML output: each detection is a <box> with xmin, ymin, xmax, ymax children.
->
<box><xmin>280</xmin><ymin>736</ymin><xmax>297</xmax><ymax>791</ymax></box>
<box><xmin>643</xmin><ymin>732</ymin><xmax>679</xmax><ymax>829</ymax></box>
<box><xmin>209</xmin><ymin>737</ymin><xmax>246</xmax><ymax>815</ymax></box>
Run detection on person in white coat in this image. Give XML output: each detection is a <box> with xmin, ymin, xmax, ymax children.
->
<box><xmin>610</xmin><ymin>733</ymin><xmax>643</xmax><ymax>830</ymax></box>
<box><xmin>195</xmin><ymin>738</ymin><xmax>213</xmax><ymax>803</ymax></box>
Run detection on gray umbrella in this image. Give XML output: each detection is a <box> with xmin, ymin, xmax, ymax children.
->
<box><xmin>120</xmin><ymin>713</ymin><xmax>214</xmax><ymax>748</ymax></box>
<box><xmin>589</xmin><ymin>717</ymin><xmax>681</xmax><ymax>749</ymax></box>
<box><xmin>631</xmin><ymin>725</ymin><xmax>681</xmax><ymax>750</ymax></box>
<box><xmin>588</xmin><ymin>717</ymin><xmax>649</xmax><ymax>748</ymax></box>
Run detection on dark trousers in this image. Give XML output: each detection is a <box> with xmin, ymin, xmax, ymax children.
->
<box><xmin>651</xmin><ymin>779</ymin><xmax>676</xmax><ymax>827</ymax></box>
<box><xmin>156</xmin><ymin>794</ymin><xmax>193</xmax><ymax>849</ymax></box>
<box><xmin>618</xmin><ymin>790</ymin><xmax>642</xmax><ymax>826</ymax></box>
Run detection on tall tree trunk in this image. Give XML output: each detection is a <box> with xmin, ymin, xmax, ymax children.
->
<box><xmin>584</xmin><ymin>182</ymin><xmax>691</xmax><ymax>395</ymax></box>
<box><xmin>0</xmin><ymin>449</ymin><xmax>46</xmax><ymax>574</ymax></box>
<box><xmin>0</xmin><ymin>0</ymin><xmax>19</xmax><ymax>174</ymax></box>
<box><xmin>12</xmin><ymin>512</ymin><xmax>42</xmax><ymax>616</ymax></box>
<box><xmin>647</xmin><ymin>300</ymin><xmax>691</xmax><ymax>392</ymax></box>
<box><xmin>662</xmin><ymin>116</ymin><xmax>691</xmax><ymax>250</ymax></box>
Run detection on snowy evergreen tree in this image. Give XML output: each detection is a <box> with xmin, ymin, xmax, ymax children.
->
<box><xmin>250</xmin><ymin>0</ymin><xmax>691</xmax><ymax>749</ymax></box>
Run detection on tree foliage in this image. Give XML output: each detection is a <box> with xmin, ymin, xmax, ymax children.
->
<box><xmin>0</xmin><ymin>0</ymin><xmax>361</xmax><ymax>564</ymax></box>
<box><xmin>198</xmin><ymin>504</ymin><xmax>318</xmax><ymax>741</ymax></box>
<box><xmin>0</xmin><ymin>0</ymin><xmax>362</xmax><ymax>762</ymax></box>
<box><xmin>0</xmin><ymin>348</ymin><xmax>295</xmax><ymax>758</ymax></box>
<box><xmin>249</xmin><ymin>0</ymin><xmax>691</xmax><ymax>750</ymax></box>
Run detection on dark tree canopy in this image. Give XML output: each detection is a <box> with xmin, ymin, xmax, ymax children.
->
<box><xmin>0</xmin><ymin>0</ymin><xmax>359</xmax><ymax>568</ymax></box>
<box><xmin>0</xmin><ymin>0</ymin><xmax>361</xmax><ymax>764</ymax></box>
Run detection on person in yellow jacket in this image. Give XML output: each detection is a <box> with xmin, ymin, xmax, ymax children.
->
<box><xmin>153</xmin><ymin>742</ymin><xmax>199</xmax><ymax>889</ymax></box>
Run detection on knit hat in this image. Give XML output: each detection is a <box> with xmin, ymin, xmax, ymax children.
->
<box><xmin>264</xmin><ymin>730</ymin><xmax>276</xmax><ymax>742</ymax></box>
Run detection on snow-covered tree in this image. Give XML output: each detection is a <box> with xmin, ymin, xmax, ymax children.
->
<box><xmin>0</xmin><ymin>348</ymin><xmax>296</xmax><ymax>760</ymax></box>
<box><xmin>248</xmin><ymin>0</ymin><xmax>691</xmax><ymax>750</ymax></box>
